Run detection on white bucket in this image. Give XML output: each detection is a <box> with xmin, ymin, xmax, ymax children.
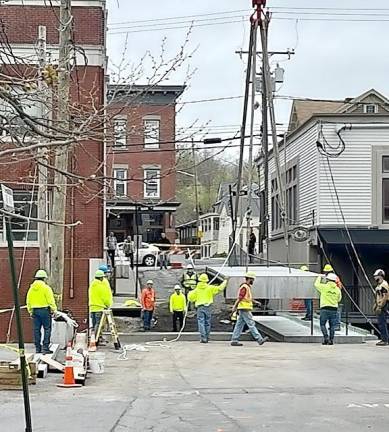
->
<box><xmin>89</xmin><ymin>352</ymin><xmax>105</xmax><ymax>374</ymax></box>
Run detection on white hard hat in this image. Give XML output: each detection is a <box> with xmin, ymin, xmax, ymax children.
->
<box><xmin>326</xmin><ymin>273</ymin><xmax>338</xmax><ymax>282</ymax></box>
<box><xmin>174</xmin><ymin>285</ymin><xmax>182</xmax><ymax>290</ymax></box>
<box><xmin>146</xmin><ymin>280</ymin><xmax>154</xmax><ymax>285</ymax></box>
<box><xmin>374</xmin><ymin>269</ymin><xmax>385</xmax><ymax>278</ymax></box>
<box><xmin>187</xmin><ymin>264</ymin><xmax>194</xmax><ymax>269</ymax></box>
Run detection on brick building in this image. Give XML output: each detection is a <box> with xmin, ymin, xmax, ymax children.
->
<box><xmin>0</xmin><ymin>0</ymin><xmax>106</xmax><ymax>341</ymax></box>
<box><xmin>106</xmin><ymin>84</ymin><xmax>185</xmax><ymax>244</ymax></box>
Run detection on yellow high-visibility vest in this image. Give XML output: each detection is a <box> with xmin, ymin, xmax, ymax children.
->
<box><xmin>183</xmin><ymin>273</ymin><xmax>197</xmax><ymax>289</ymax></box>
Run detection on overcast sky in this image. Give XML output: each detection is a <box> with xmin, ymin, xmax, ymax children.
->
<box><xmin>107</xmin><ymin>0</ymin><xmax>389</xmax><ymax>148</ymax></box>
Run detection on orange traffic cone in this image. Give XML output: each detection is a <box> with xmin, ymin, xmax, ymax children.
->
<box><xmin>89</xmin><ymin>330</ymin><xmax>97</xmax><ymax>352</ymax></box>
<box><xmin>57</xmin><ymin>343</ymin><xmax>82</xmax><ymax>388</ymax></box>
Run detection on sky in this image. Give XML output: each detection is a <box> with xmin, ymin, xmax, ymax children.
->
<box><xmin>107</xmin><ymin>0</ymin><xmax>389</xmax><ymax>153</ymax></box>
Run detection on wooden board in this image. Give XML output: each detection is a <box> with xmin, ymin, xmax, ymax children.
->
<box><xmin>40</xmin><ymin>355</ymin><xmax>64</xmax><ymax>372</ymax></box>
<box><xmin>0</xmin><ymin>362</ymin><xmax>37</xmax><ymax>390</ymax></box>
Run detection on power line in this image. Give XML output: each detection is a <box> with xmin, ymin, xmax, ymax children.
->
<box><xmin>108</xmin><ymin>8</ymin><xmax>250</xmax><ymax>26</ymax></box>
<box><xmin>108</xmin><ymin>18</ymin><xmax>247</xmax><ymax>35</ymax></box>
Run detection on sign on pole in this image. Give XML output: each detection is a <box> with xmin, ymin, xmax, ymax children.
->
<box><xmin>1</xmin><ymin>184</ymin><xmax>15</xmax><ymax>213</ymax></box>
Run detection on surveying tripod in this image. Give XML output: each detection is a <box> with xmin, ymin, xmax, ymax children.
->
<box><xmin>96</xmin><ymin>309</ymin><xmax>121</xmax><ymax>350</ymax></box>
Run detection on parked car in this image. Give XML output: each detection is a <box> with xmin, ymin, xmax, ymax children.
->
<box><xmin>117</xmin><ymin>242</ymin><xmax>159</xmax><ymax>267</ymax></box>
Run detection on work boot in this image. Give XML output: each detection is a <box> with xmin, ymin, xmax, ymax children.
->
<box><xmin>328</xmin><ymin>340</ymin><xmax>334</xmax><ymax>346</ymax></box>
<box><xmin>42</xmin><ymin>349</ymin><xmax>54</xmax><ymax>354</ymax></box>
<box><xmin>231</xmin><ymin>341</ymin><xmax>243</xmax><ymax>346</ymax></box>
<box><xmin>376</xmin><ymin>340</ymin><xmax>388</xmax><ymax>346</ymax></box>
<box><xmin>200</xmin><ymin>340</ymin><xmax>208</xmax><ymax>344</ymax></box>
<box><xmin>322</xmin><ymin>339</ymin><xmax>329</xmax><ymax>345</ymax></box>
<box><xmin>257</xmin><ymin>336</ymin><xmax>269</xmax><ymax>346</ymax></box>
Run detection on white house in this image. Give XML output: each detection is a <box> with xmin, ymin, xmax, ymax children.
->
<box><xmin>257</xmin><ymin>89</ymin><xmax>389</xmax><ymax>318</ymax></box>
<box><xmin>177</xmin><ymin>183</ymin><xmax>261</xmax><ymax>259</ymax></box>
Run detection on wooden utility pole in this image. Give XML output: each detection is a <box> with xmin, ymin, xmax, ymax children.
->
<box><xmin>246</xmin><ymin>19</ymin><xmax>258</xmax><ymax>271</ymax></box>
<box><xmin>192</xmin><ymin>138</ymin><xmax>201</xmax><ymax>246</ymax></box>
<box><xmin>261</xmin><ymin>20</ymin><xmax>270</xmax><ymax>266</ymax></box>
<box><xmin>49</xmin><ymin>0</ymin><xmax>72</xmax><ymax>307</ymax></box>
<box><xmin>37</xmin><ymin>25</ymin><xmax>50</xmax><ymax>273</ymax></box>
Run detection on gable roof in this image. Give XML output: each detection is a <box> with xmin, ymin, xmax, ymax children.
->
<box><xmin>288</xmin><ymin>100</ymin><xmax>344</xmax><ymax>132</ymax></box>
<box><xmin>288</xmin><ymin>89</ymin><xmax>389</xmax><ymax>133</ymax></box>
<box><xmin>337</xmin><ymin>88</ymin><xmax>389</xmax><ymax>114</ymax></box>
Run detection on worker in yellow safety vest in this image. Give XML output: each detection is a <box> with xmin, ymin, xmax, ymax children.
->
<box><xmin>169</xmin><ymin>285</ymin><xmax>187</xmax><ymax>332</ymax></box>
<box><xmin>26</xmin><ymin>269</ymin><xmax>57</xmax><ymax>354</ymax></box>
<box><xmin>181</xmin><ymin>264</ymin><xmax>198</xmax><ymax>310</ymax></box>
<box><xmin>230</xmin><ymin>271</ymin><xmax>269</xmax><ymax>347</ymax></box>
<box><xmin>89</xmin><ymin>269</ymin><xmax>113</xmax><ymax>335</ymax></box>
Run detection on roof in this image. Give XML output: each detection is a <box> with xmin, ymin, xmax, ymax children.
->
<box><xmin>108</xmin><ymin>84</ymin><xmax>186</xmax><ymax>95</ymax></box>
<box><xmin>288</xmin><ymin>100</ymin><xmax>344</xmax><ymax>132</ymax></box>
<box><xmin>287</xmin><ymin>89</ymin><xmax>389</xmax><ymax>133</ymax></box>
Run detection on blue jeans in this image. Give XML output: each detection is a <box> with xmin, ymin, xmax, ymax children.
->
<box><xmin>91</xmin><ymin>311</ymin><xmax>103</xmax><ymax>334</ymax></box>
<box><xmin>143</xmin><ymin>310</ymin><xmax>154</xmax><ymax>330</ymax></box>
<box><xmin>377</xmin><ymin>310</ymin><xmax>389</xmax><ymax>342</ymax></box>
<box><xmin>304</xmin><ymin>299</ymin><xmax>313</xmax><ymax>319</ymax></box>
<box><xmin>32</xmin><ymin>307</ymin><xmax>52</xmax><ymax>353</ymax></box>
<box><xmin>197</xmin><ymin>305</ymin><xmax>211</xmax><ymax>342</ymax></box>
<box><xmin>231</xmin><ymin>310</ymin><xmax>264</xmax><ymax>342</ymax></box>
<box><xmin>319</xmin><ymin>308</ymin><xmax>338</xmax><ymax>342</ymax></box>
<box><xmin>159</xmin><ymin>253</ymin><xmax>169</xmax><ymax>269</ymax></box>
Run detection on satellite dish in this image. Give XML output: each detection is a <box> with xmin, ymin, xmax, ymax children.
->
<box><xmin>291</xmin><ymin>227</ymin><xmax>309</xmax><ymax>242</ymax></box>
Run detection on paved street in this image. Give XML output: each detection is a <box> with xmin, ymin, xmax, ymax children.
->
<box><xmin>1</xmin><ymin>341</ymin><xmax>389</xmax><ymax>431</ymax></box>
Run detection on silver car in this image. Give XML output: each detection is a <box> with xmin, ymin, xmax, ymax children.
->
<box><xmin>117</xmin><ymin>242</ymin><xmax>160</xmax><ymax>267</ymax></box>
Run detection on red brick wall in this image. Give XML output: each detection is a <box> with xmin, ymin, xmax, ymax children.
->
<box><xmin>107</xmin><ymin>104</ymin><xmax>177</xmax><ymax>202</ymax></box>
<box><xmin>0</xmin><ymin>6</ymin><xmax>104</xmax><ymax>45</ymax></box>
<box><xmin>0</xmin><ymin>6</ymin><xmax>105</xmax><ymax>342</ymax></box>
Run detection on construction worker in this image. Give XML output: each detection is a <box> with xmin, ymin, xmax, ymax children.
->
<box><xmin>231</xmin><ymin>272</ymin><xmax>269</xmax><ymax>346</ymax></box>
<box><xmin>188</xmin><ymin>274</ymin><xmax>227</xmax><ymax>343</ymax></box>
<box><xmin>323</xmin><ymin>264</ymin><xmax>334</xmax><ymax>275</ymax></box>
<box><xmin>169</xmin><ymin>285</ymin><xmax>187</xmax><ymax>332</ymax></box>
<box><xmin>26</xmin><ymin>269</ymin><xmax>57</xmax><ymax>354</ymax></box>
<box><xmin>99</xmin><ymin>264</ymin><xmax>112</xmax><ymax>293</ymax></box>
<box><xmin>141</xmin><ymin>280</ymin><xmax>156</xmax><ymax>331</ymax></box>
<box><xmin>323</xmin><ymin>264</ymin><xmax>343</xmax><ymax>330</ymax></box>
<box><xmin>373</xmin><ymin>269</ymin><xmax>389</xmax><ymax>346</ymax></box>
<box><xmin>300</xmin><ymin>265</ymin><xmax>313</xmax><ymax>321</ymax></box>
<box><xmin>314</xmin><ymin>272</ymin><xmax>342</xmax><ymax>345</ymax></box>
<box><xmin>89</xmin><ymin>269</ymin><xmax>113</xmax><ymax>335</ymax></box>
<box><xmin>181</xmin><ymin>264</ymin><xmax>198</xmax><ymax>310</ymax></box>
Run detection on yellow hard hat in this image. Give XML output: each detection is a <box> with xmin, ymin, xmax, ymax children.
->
<box><xmin>300</xmin><ymin>265</ymin><xmax>309</xmax><ymax>272</ymax></box>
<box><xmin>95</xmin><ymin>270</ymin><xmax>105</xmax><ymax>278</ymax></box>
<box><xmin>199</xmin><ymin>274</ymin><xmax>209</xmax><ymax>283</ymax></box>
<box><xmin>245</xmin><ymin>271</ymin><xmax>256</xmax><ymax>279</ymax></box>
<box><xmin>323</xmin><ymin>264</ymin><xmax>333</xmax><ymax>272</ymax></box>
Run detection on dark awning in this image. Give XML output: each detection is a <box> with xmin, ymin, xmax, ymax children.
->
<box><xmin>318</xmin><ymin>227</ymin><xmax>389</xmax><ymax>246</ymax></box>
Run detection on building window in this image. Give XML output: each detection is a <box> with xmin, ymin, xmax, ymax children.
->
<box><xmin>144</xmin><ymin>169</ymin><xmax>160</xmax><ymax>198</ymax></box>
<box><xmin>271</xmin><ymin>163</ymin><xmax>298</xmax><ymax>232</ymax></box>
<box><xmin>213</xmin><ymin>217</ymin><xmax>219</xmax><ymax>231</ymax></box>
<box><xmin>383</xmin><ymin>156</ymin><xmax>389</xmax><ymax>173</ymax></box>
<box><xmin>0</xmin><ymin>191</ymin><xmax>38</xmax><ymax>243</ymax></box>
<box><xmin>113</xmin><ymin>118</ymin><xmax>127</xmax><ymax>148</ymax></box>
<box><xmin>144</xmin><ymin>119</ymin><xmax>160</xmax><ymax>149</ymax></box>
<box><xmin>113</xmin><ymin>168</ymin><xmax>127</xmax><ymax>197</ymax></box>
<box><xmin>364</xmin><ymin>104</ymin><xmax>378</xmax><ymax>114</ymax></box>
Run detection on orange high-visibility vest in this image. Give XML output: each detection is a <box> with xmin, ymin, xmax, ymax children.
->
<box><xmin>237</xmin><ymin>283</ymin><xmax>253</xmax><ymax>310</ymax></box>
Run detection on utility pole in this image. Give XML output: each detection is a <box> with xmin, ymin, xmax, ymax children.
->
<box><xmin>259</xmin><ymin>12</ymin><xmax>289</xmax><ymax>250</ymax></box>
<box><xmin>49</xmin><ymin>0</ymin><xmax>72</xmax><ymax>308</ymax></box>
<box><xmin>233</xmin><ymin>20</ymin><xmax>255</xmax><ymax>266</ymax></box>
<box><xmin>246</xmin><ymin>18</ymin><xmax>258</xmax><ymax>271</ymax></box>
<box><xmin>37</xmin><ymin>25</ymin><xmax>50</xmax><ymax>273</ymax></box>
<box><xmin>192</xmin><ymin>138</ymin><xmax>201</xmax><ymax>246</ymax></box>
<box><xmin>261</xmin><ymin>20</ymin><xmax>270</xmax><ymax>267</ymax></box>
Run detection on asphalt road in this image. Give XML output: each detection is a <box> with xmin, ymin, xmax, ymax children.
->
<box><xmin>1</xmin><ymin>341</ymin><xmax>389</xmax><ymax>431</ymax></box>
